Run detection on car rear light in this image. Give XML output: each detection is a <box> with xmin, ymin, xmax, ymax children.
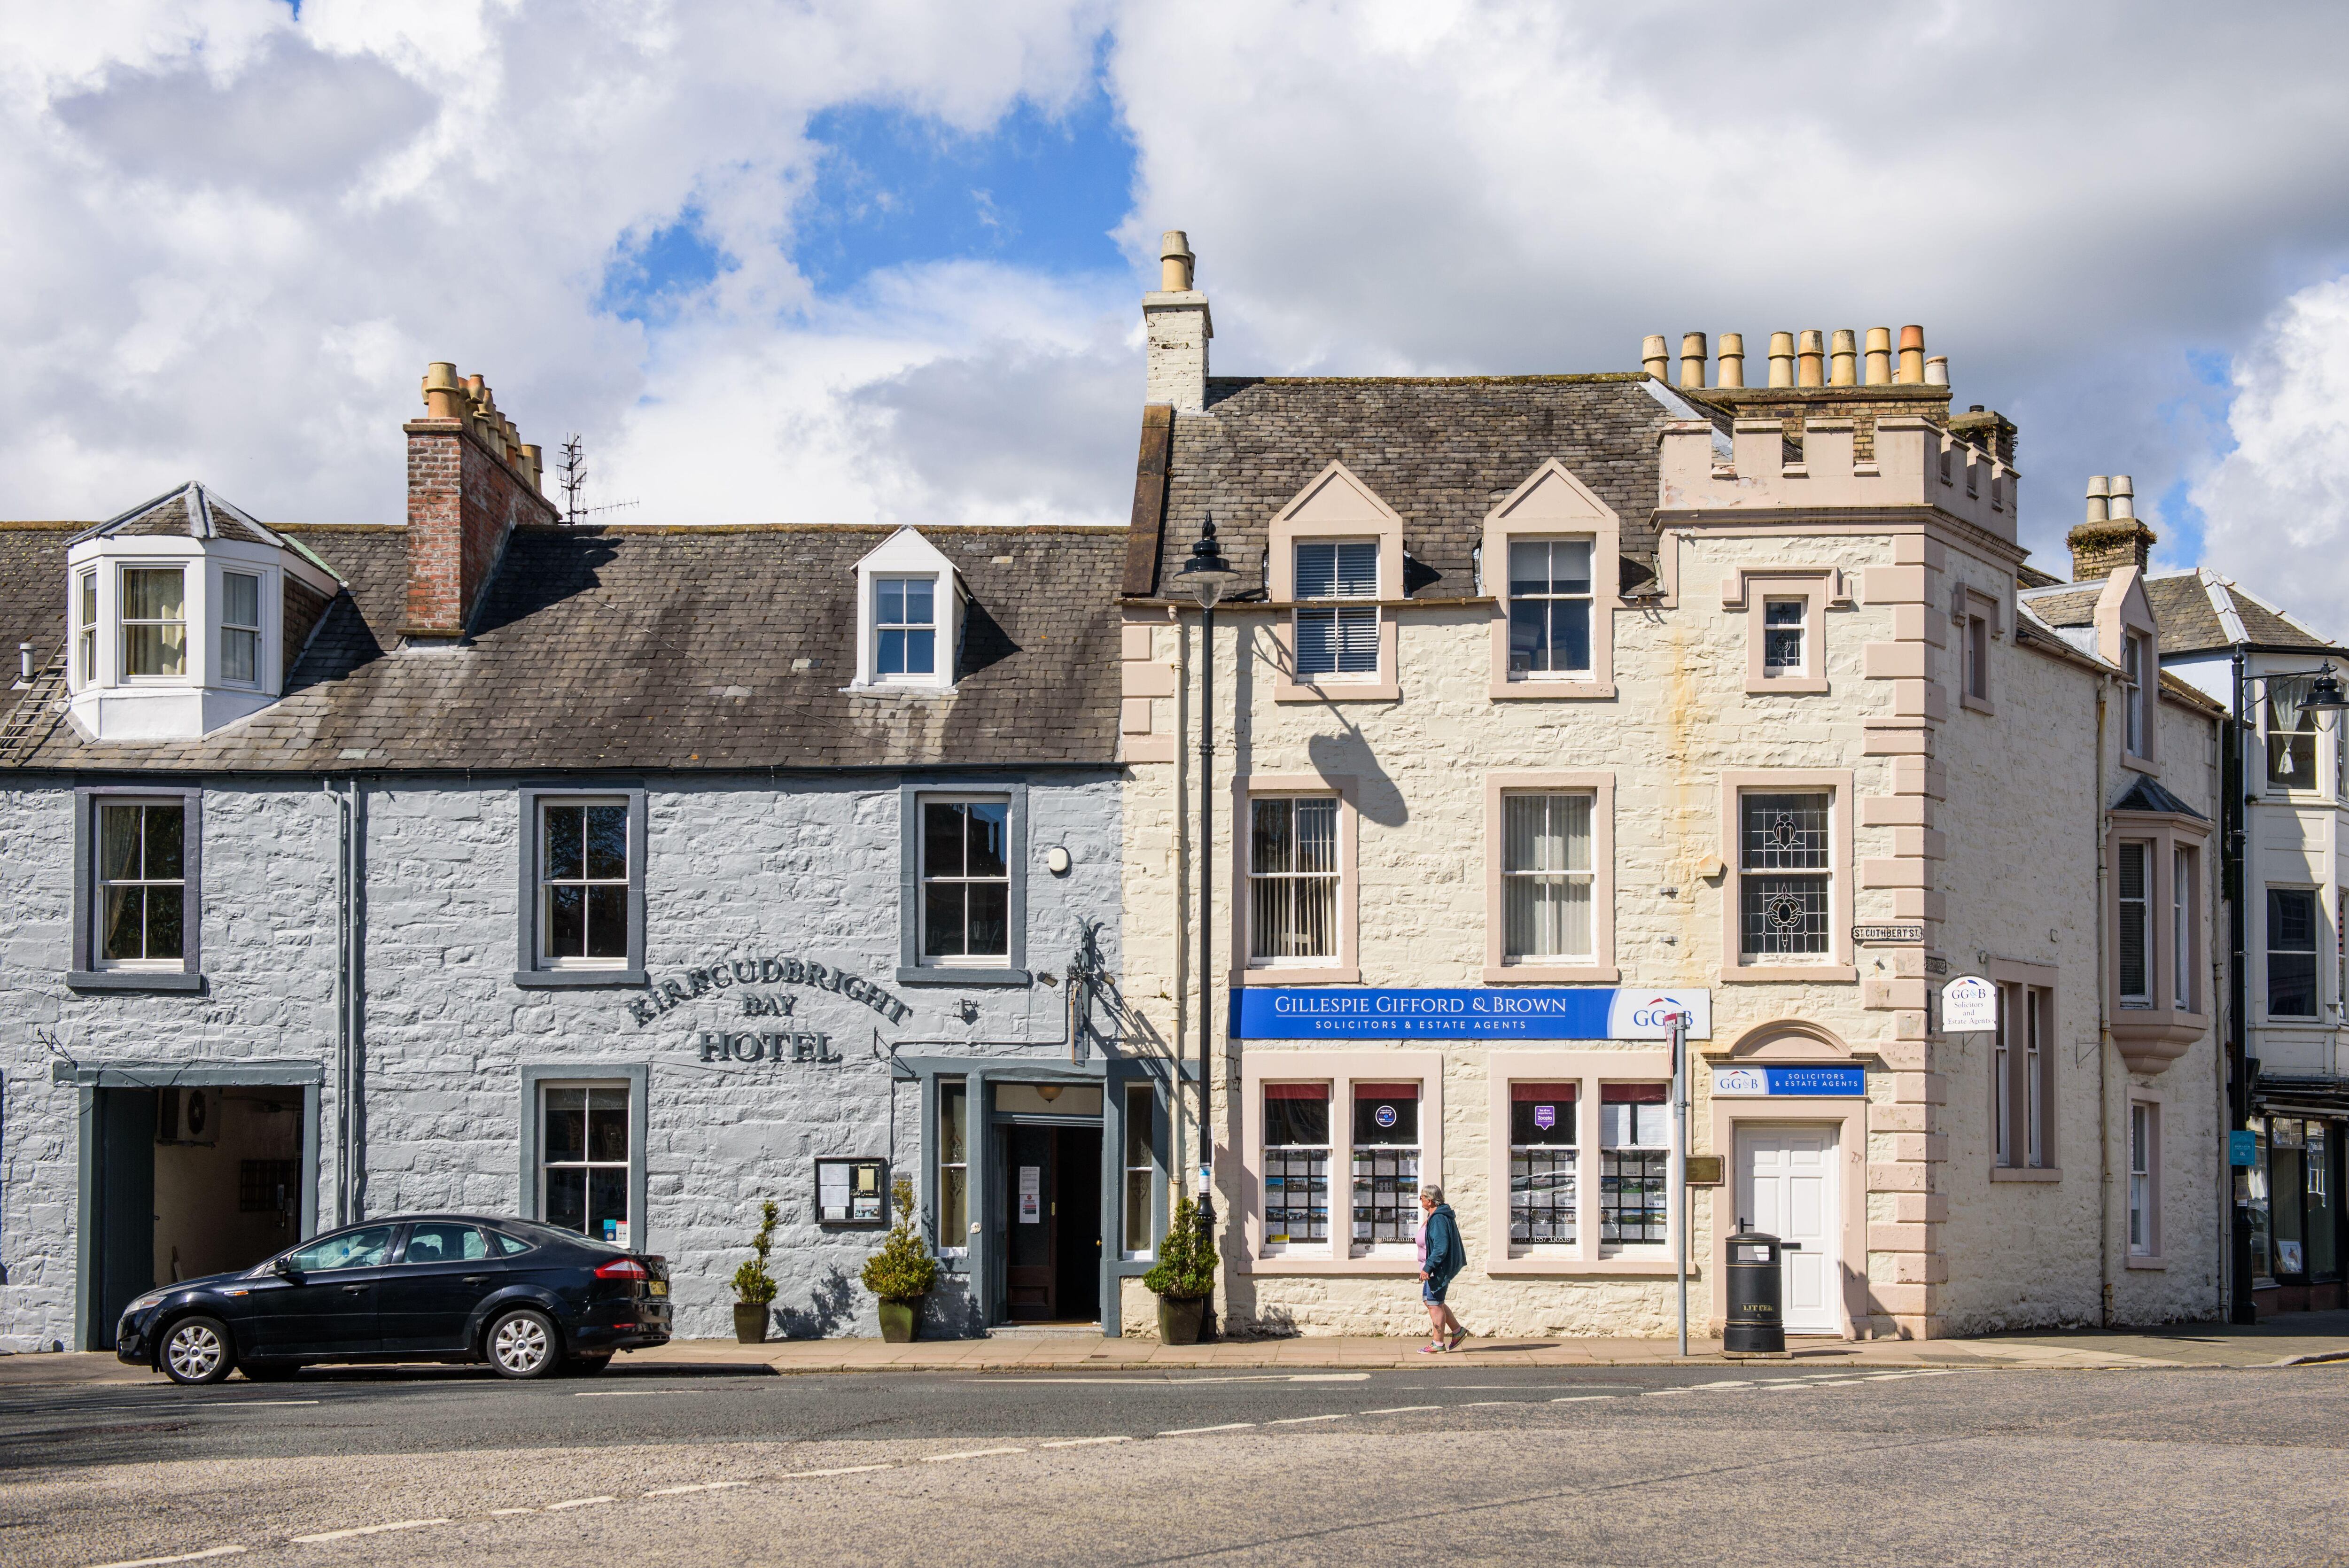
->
<box><xmin>594</xmin><ymin>1258</ymin><xmax>649</xmax><ymax>1281</ymax></box>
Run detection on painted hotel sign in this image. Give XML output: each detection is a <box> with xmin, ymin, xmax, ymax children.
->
<box><xmin>1231</xmin><ymin>987</ymin><xmax>1711</xmax><ymax>1040</ymax></box>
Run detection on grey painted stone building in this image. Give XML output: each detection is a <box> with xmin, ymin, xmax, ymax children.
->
<box><xmin>0</xmin><ymin>373</ymin><xmax>1167</xmax><ymax>1351</ymax></box>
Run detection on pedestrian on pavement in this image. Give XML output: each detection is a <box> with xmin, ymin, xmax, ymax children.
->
<box><xmin>1416</xmin><ymin>1184</ymin><xmax>1469</xmax><ymax>1353</ymax></box>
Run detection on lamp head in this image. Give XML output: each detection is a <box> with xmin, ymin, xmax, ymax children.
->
<box><xmin>1175</xmin><ymin>515</ymin><xmax>1240</xmax><ymax>609</ymax></box>
<box><xmin>2302</xmin><ymin>667</ymin><xmax>2349</xmax><ymax>713</ymax></box>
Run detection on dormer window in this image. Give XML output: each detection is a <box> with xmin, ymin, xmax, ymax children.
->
<box><xmin>1294</xmin><ymin>540</ymin><xmax>1378</xmax><ymax>680</ymax></box>
<box><xmin>221</xmin><ymin>571</ymin><xmax>262</xmax><ymax>685</ymax></box>
<box><xmin>1507</xmin><ymin>539</ymin><xmax>1593</xmax><ymax>677</ymax></box>
<box><xmin>876</xmin><ymin>576</ymin><xmax>937</xmax><ymax>680</ymax></box>
<box><xmin>850</xmin><ymin>527</ymin><xmax>963</xmax><ymax>694</ymax></box>
<box><xmin>121</xmin><ymin>567</ymin><xmax>187</xmax><ymax>679</ymax></box>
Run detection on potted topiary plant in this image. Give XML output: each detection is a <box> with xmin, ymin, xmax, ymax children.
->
<box><xmin>860</xmin><ymin>1178</ymin><xmax>938</xmax><ymax>1342</ymax></box>
<box><xmin>1143</xmin><ymin>1195</ymin><xmax>1218</xmax><ymax>1345</ymax></box>
<box><xmin>731</xmin><ymin>1199</ymin><xmax>779</xmax><ymax>1343</ymax></box>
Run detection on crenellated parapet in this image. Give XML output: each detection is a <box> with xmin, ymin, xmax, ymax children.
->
<box><xmin>1657</xmin><ymin>414</ymin><xmax>2018</xmax><ymax>542</ymax></box>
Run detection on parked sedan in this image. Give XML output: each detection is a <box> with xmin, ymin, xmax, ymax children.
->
<box><xmin>115</xmin><ymin>1214</ymin><xmax>672</xmax><ymax>1385</ymax></box>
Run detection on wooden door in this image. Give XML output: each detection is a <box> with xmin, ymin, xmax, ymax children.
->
<box><xmin>1004</xmin><ymin>1126</ymin><xmax>1056</xmax><ymax>1320</ymax></box>
<box><xmin>1737</xmin><ymin>1125</ymin><xmax>1839</xmax><ymax>1334</ymax></box>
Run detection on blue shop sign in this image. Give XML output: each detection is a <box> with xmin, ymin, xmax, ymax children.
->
<box><xmin>1230</xmin><ymin>987</ymin><xmax>1711</xmax><ymax>1040</ymax></box>
<box><xmin>2230</xmin><ymin>1130</ymin><xmax>2258</xmax><ymax>1167</ymax></box>
<box><xmin>1712</xmin><ymin>1065</ymin><xmax>1867</xmax><ymax>1098</ymax></box>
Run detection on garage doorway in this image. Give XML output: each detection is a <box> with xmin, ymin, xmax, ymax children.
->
<box><xmin>82</xmin><ymin>1075</ymin><xmax>317</xmax><ymax>1349</ymax></box>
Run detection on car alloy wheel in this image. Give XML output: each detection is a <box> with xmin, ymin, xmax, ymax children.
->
<box><xmin>488</xmin><ymin>1309</ymin><xmax>559</xmax><ymax>1379</ymax></box>
<box><xmin>162</xmin><ymin>1317</ymin><xmax>233</xmax><ymax>1385</ymax></box>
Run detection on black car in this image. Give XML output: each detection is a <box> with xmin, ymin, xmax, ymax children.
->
<box><xmin>115</xmin><ymin>1214</ymin><xmax>672</xmax><ymax>1384</ymax></box>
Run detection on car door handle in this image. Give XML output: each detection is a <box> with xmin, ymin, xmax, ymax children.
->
<box><xmin>462</xmin><ymin>1275</ymin><xmax>490</xmax><ymax>1284</ymax></box>
<box><xmin>341</xmin><ymin>1284</ymin><xmax>370</xmax><ymax>1293</ymax></box>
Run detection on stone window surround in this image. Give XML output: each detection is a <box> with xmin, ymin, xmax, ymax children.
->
<box><xmin>1985</xmin><ymin>957</ymin><xmax>2061</xmax><ymax>1182</ymax></box>
<box><xmin>1482</xmin><ymin>770</ymin><xmax>1618</xmax><ymax>984</ymax></box>
<box><xmin>517</xmin><ymin>1062</ymin><xmax>651</xmax><ymax>1251</ymax></box>
<box><xmin>2125</xmin><ymin>1089</ymin><xmax>2167</xmax><ymax>1269</ymax></box>
<box><xmin>70</xmin><ymin>784</ymin><xmax>204</xmax><ymax>992</ymax></box>
<box><xmin>1267</xmin><ymin>463</ymin><xmax>1404</xmax><ymax>704</ymax></box>
<box><xmin>1481</xmin><ymin>1048</ymin><xmax>1679</xmax><ymax>1277</ymax></box>
<box><xmin>2105</xmin><ymin>810</ymin><xmax>2210</xmax><ymax>1065</ymax></box>
<box><xmin>1231</xmin><ymin>773</ymin><xmax>1360</xmax><ymax>986</ymax></box>
<box><xmin>1705</xmin><ymin>1095</ymin><xmax>1868</xmax><ymax>1341</ymax></box>
<box><xmin>513</xmin><ymin>785</ymin><xmax>649</xmax><ymax>989</ymax></box>
<box><xmin>1481</xmin><ymin>458</ymin><xmax>1623</xmax><ymax>702</ymax></box>
<box><xmin>1724</xmin><ymin>566</ymin><xmax>1848</xmax><ymax>696</ymax></box>
<box><xmin>897</xmin><ymin>780</ymin><xmax>1030</xmax><ymax>987</ymax></box>
<box><xmin>1951</xmin><ymin>581</ymin><xmax>2002</xmax><ymax>716</ymax></box>
<box><xmin>1235</xmin><ymin>1048</ymin><xmax>1444</xmax><ymax>1275</ymax></box>
<box><xmin>1718</xmin><ymin>769</ymin><xmax>1858</xmax><ymax>984</ymax></box>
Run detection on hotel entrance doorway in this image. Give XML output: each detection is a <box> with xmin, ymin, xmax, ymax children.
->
<box><xmin>1000</xmin><ymin>1122</ymin><xmax>1102</xmax><ymax>1323</ymax></box>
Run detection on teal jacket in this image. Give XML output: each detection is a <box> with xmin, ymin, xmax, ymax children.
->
<box><xmin>1422</xmin><ymin>1204</ymin><xmax>1467</xmax><ymax>1288</ymax></box>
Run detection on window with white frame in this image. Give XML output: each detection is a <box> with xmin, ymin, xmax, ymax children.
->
<box><xmin>1123</xmin><ymin>1085</ymin><xmax>1155</xmax><ymax>1260</ymax></box>
<box><xmin>95</xmin><ymin>798</ymin><xmax>187</xmax><ymax>969</ymax></box>
<box><xmin>1263</xmin><ymin>1085</ymin><xmax>1331</xmax><ymax>1250</ymax></box>
<box><xmin>538</xmin><ymin>798</ymin><xmax>630</xmax><ymax>967</ymax></box>
<box><xmin>220</xmin><ymin>571</ymin><xmax>262</xmax><ymax>685</ymax></box>
<box><xmin>919</xmin><ymin>798</ymin><xmax>1010</xmax><ymax>963</ymax></box>
<box><xmin>120</xmin><ymin>566</ymin><xmax>186</xmax><ymax>679</ymax></box>
<box><xmin>1994</xmin><ymin>983</ymin><xmax>2054</xmax><ymax>1169</ymax></box>
<box><xmin>2268</xmin><ymin>679</ymin><xmax>2318</xmax><ymax>786</ymax></box>
<box><xmin>2123</xmin><ymin>632</ymin><xmax>2151</xmax><ymax>756</ymax></box>
<box><xmin>540</xmin><ymin>1082</ymin><xmax>632</xmax><ymax>1248</ymax></box>
<box><xmin>874</xmin><ymin>575</ymin><xmax>938</xmax><ymax>680</ymax></box>
<box><xmin>1739</xmin><ymin>792</ymin><xmax>1831</xmax><ymax>960</ymax></box>
<box><xmin>2269</xmin><ymin>887</ymin><xmax>2320</xmax><ymax>1018</ymax></box>
<box><xmin>1351</xmin><ymin>1083</ymin><xmax>1420</xmax><ymax>1253</ymax></box>
<box><xmin>1502</xmin><ymin>792</ymin><xmax>1594</xmax><ymax>962</ymax></box>
<box><xmin>2116</xmin><ymin>841</ymin><xmax>2152</xmax><ymax>1006</ymax></box>
<box><xmin>1293</xmin><ymin>540</ymin><xmax>1378</xmax><ymax>680</ymax></box>
<box><xmin>1599</xmin><ymin>1084</ymin><xmax>1668</xmax><ymax>1249</ymax></box>
<box><xmin>1505</xmin><ymin>539</ymin><xmax>1592</xmax><ymax>677</ymax></box>
<box><xmin>1509</xmin><ymin>1082</ymin><xmax>1578</xmax><ymax>1250</ymax></box>
<box><xmin>935</xmin><ymin>1079</ymin><xmax>968</xmax><ymax>1256</ymax></box>
<box><xmin>1761</xmin><ymin>598</ymin><xmax>1807</xmax><ymax>678</ymax></box>
<box><xmin>2128</xmin><ymin>1102</ymin><xmax>2158</xmax><ymax>1256</ymax></box>
<box><xmin>1965</xmin><ymin>612</ymin><xmax>1991</xmax><ymax>703</ymax></box>
<box><xmin>75</xmin><ymin>569</ymin><xmax>95</xmax><ymax>688</ymax></box>
<box><xmin>2173</xmin><ymin>846</ymin><xmax>2197</xmax><ymax>1012</ymax></box>
<box><xmin>1249</xmin><ymin>796</ymin><xmax>1339</xmax><ymax>963</ymax></box>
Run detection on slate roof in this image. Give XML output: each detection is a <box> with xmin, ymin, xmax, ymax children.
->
<box><xmin>2112</xmin><ymin>773</ymin><xmax>2209</xmax><ymax>820</ymax></box>
<box><xmin>0</xmin><ymin>522</ymin><xmax>1125</xmax><ymax>774</ymax></box>
<box><xmin>2022</xmin><ymin>569</ymin><xmax>2341</xmax><ymax>657</ymax></box>
<box><xmin>75</xmin><ymin>481</ymin><xmax>286</xmax><ymax>549</ymax></box>
<box><xmin>1130</xmin><ymin>374</ymin><xmax>1699</xmax><ymax>604</ymax></box>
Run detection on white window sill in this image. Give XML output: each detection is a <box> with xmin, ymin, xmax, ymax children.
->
<box><xmin>2125</xmin><ymin>1254</ymin><xmax>2167</xmax><ymax>1271</ymax></box>
<box><xmin>1989</xmin><ymin>1165</ymin><xmax>2063</xmax><ymax>1182</ymax></box>
<box><xmin>845</xmin><ymin>680</ymin><xmax>956</xmax><ymax>698</ymax></box>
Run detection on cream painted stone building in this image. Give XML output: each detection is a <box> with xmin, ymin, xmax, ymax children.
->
<box><xmin>1109</xmin><ymin>237</ymin><xmax>2226</xmax><ymax>1341</ymax></box>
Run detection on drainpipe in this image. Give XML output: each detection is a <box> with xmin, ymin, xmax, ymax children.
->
<box><xmin>327</xmin><ymin>779</ymin><xmax>350</xmax><ymax>1228</ymax></box>
<box><xmin>2096</xmin><ymin>676</ymin><xmax>2114</xmax><ymax>1328</ymax></box>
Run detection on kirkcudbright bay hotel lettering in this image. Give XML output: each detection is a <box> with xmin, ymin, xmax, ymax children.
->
<box><xmin>623</xmin><ymin>952</ymin><xmax>912</xmax><ymax>1028</ymax></box>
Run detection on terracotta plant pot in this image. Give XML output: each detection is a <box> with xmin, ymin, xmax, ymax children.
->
<box><xmin>1157</xmin><ymin>1296</ymin><xmax>1206</xmax><ymax>1346</ymax></box>
<box><xmin>877</xmin><ymin>1298</ymin><xmax>920</xmax><ymax>1343</ymax></box>
<box><xmin>733</xmin><ymin>1303</ymin><xmax>770</xmax><ymax>1344</ymax></box>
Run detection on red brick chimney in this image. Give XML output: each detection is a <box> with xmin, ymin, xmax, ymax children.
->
<box><xmin>403</xmin><ymin>362</ymin><xmax>558</xmax><ymax>642</ymax></box>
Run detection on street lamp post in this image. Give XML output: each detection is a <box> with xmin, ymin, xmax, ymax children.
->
<box><xmin>1175</xmin><ymin>519</ymin><xmax>1241</xmax><ymax>1266</ymax></box>
<box><xmin>2225</xmin><ymin>657</ymin><xmax>2349</xmax><ymax>1323</ymax></box>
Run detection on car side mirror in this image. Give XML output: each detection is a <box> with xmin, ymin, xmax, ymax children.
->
<box><xmin>273</xmin><ymin>1257</ymin><xmax>302</xmax><ymax>1282</ymax></box>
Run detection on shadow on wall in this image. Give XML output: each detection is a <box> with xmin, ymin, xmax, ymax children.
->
<box><xmin>923</xmin><ymin>1276</ymin><xmax>984</xmax><ymax>1340</ymax></box>
<box><xmin>774</xmin><ymin>1265</ymin><xmax>859</xmax><ymax>1339</ymax></box>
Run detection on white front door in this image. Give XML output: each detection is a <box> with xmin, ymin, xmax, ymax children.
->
<box><xmin>1736</xmin><ymin>1125</ymin><xmax>1840</xmax><ymax>1335</ymax></box>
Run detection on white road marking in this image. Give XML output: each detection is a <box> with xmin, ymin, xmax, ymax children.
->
<box><xmin>1361</xmin><ymin>1406</ymin><xmax>1440</xmax><ymax>1415</ymax></box>
<box><xmin>922</xmin><ymin>1447</ymin><xmax>1029</xmax><ymax>1462</ymax></box>
<box><xmin>1458</xmin><ymin>1400</ymin><xmax>1520</xmax><ymax>1407</ymax></box>
<box><xmin>202</xmin><ymin>1400</ymin><xmax>319</xmax><ymax>1408</ymax></box>
<box><xmin>1270</xmin><ymin>1413</ymin><xmax>1351</xmax><ymax>1424</ymax></box>
<box><xmin>1756</xmin><ymin>1382</ymin><xmax>1812</xmax><ymax>1391</ymax></box>
<box><xmin>573</xmin><ymin>1390</ymin><xmax>668</xmax><ymax>1397</ymax></box>
<box><xmin>1038</xmin><ymin>1436</ymin><xmax>1131</xmax><ymax>1448</ymax></box>
<box><xmin>644</xmin><ymin>1481</ymin><xmax>752</xmax><ymax>1496</ymax></box>
<box><xmin>1551</xmin><ymin>1395</ymin><xmax>1614</xmax><ymax>1402</ymax></box>
<box><xmin>88</xmin><ymin>1548</ymin><xmax>248</xmax><ymax>1568</ymax></box>
<box><xmin>778</xmin><ymin>1464</ymin><xmax>898</xmax><ymax>1479</ymax></box>
<box><xmin>1642</xmin><ymin>1389</ymin><xmax>1694</xmax><ymax>1397</ymax></box>
<box><xmin>489</xmin><ymin>1508</ymin><xmax>536</xmax><ymax>1516</ymax></box>
<box><xmin>1693</xmin><ymin>1381</ymin><xmax>1752</xmax><ymax>1389</ymax></box>
<box><xmin>1818</xmin><ymin>1379</ymin><xmax>1871</xmax><ymax>1386</ymax></box>
<box><xmin>544</xmin><ymin>1497</ymin><xmax>616</xmax><ymax>1511</ymax></box>
<box><xmin>1156</xmin><ymin>1422</ymin><xmax>1255</xmax><ymax>1436</ymax></box>
<box><xmin>291</xmin><ymin>1519</ymin><xmax>450</xmax><ymax>1545</ymax></box>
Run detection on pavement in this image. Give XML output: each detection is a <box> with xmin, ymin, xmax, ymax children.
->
<box><xmin>4</xmin><ymin>1359</ymin><xmax>2348</xmax><ymax>1566</ymax></box>
<box><xmin>7</xmin><ymin>1308</ymin><xmax>2348</xmax><ymax>1389</ymax></box>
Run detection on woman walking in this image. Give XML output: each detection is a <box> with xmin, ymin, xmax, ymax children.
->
<box><xmin>1416</xmin><ymin>1185</ymin><xmax>1468</xmax><ymax>1353</ymax></box>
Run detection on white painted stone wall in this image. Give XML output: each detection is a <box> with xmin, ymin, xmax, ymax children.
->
<box><xmin>0</xmin><ymin>772</ymin><xmax>1120</xmax><ymax>1351</ymax></box>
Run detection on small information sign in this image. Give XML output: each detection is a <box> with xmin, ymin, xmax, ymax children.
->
<box><xmin>1852</xmin><ymin>924</ymin><xmax>1926</xmax><ymax>944</ymax></box>
<box><xmin>1711</xmin><ymin>1065</ymin><xmax>1867</xmax><ymax>1098</ymax></box>
<box><xmin>2230</xmin><ymin>1130</ymin><xmax>2258</xmax><ymax>1167</ymax></box>
<box><xmin>1018</xmin><ymin>1165</ymin><xmax>1042</xmax><ymax>1223</ymax></box>
<box><xmin>1942</xmin><ymin>975</ymin><xmax>1999</xmax><ymax>1033</ymax></box>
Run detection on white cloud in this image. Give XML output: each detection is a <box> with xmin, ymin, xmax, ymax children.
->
<box><xmin>0</xmin><ymin>0</ymin><xmax>2346</xmax><ymax>590</ymax></box>
<box><xmin>2194</xmin><ymin>278</ymin><xmax>2349</xmax><ymax>639</ymax></box>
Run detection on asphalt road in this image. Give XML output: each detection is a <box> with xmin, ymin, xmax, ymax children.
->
<box><xmin>4</xmin><ymin>1359</ymin><xmax>2345</xmax><ymax>1566</ymax></box>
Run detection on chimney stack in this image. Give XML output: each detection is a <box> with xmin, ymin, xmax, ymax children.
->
<box><xmin>2067</xmin><ymin>473</ymin><xmax>2155</xmax><ymax>581</ymax></box>
<box><xmin>1144</xmin><ymin>229</ymin><xmax>1212</xmax><ymax>414</ymax></box>
<box><xmin>403</xmin><ymin>361</ymin><xmax>559</xmax><ymax>643</ymax></box>
<box><xmin>1679</xmin><ymin>332</ymin><xmax>1707</xmax><ymax>389</ymax></box>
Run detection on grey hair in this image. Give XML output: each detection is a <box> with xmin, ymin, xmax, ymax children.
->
<box><xmin>1420</xmin><ymin>1184</ymin><xmax>1444</xmax><ymax>1204</ymax></box>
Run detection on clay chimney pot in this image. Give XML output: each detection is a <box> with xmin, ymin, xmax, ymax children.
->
<box><xmin>1159</xmin><ymin>230</ymin><xmax>1195</xmax><ymax>292</ymax></box>
<box><xmin>1923</xmin><ymin>355</ymin><xmax>1949</xmax><ymax>387</ymax></box>
<box><xmin>2110</xmin><ymin>474</ymin><xmax>2135</xmax><ymax>520</ymax></box>
<box><xmin>1717</xmin><ymin>333</ymin><xmax>1745</xmax><ymax>389</ymax></box>
<box><xmin>1768</xmin><ymin>332</ymin><xmax>1795</xmax><ymax>389</ymax></box>
<box><xmin>1679</xmin><ymin>331</ymin><xmax>1708</xmax><ymax>389</ymax></box>
<box><xmin>1829</xmin><ymin>328</ymin><xmax>1858</xmax><ymax>387</ymax></box>
<box><xmin>2084</xmin><ymin>475</ymin><xmax>2111</xmax><ymax>524</ymax></box>
<box><xmin>1797</xmin><ymin>330</ymin><xmax>1825</xmax><ymax>388</ymax></box>
<box><xmin>1642</xmin><ymin>335</ymin><xmax>1670</xmax><ymax>380</ymax></box>
<box><xmin>1864</xmin><ymin>326</ymin><xmax>1892</xmax><ymax>386</ymax></box>
<box><xmin>1897</xmin><ymin>325</ymin><xmax>1925</xmax><ymax>384</ymax></box>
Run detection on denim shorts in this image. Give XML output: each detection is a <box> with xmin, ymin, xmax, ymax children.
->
<box><xmin>1422</xmin><ymin>1277</ymin><xmax>1449</xmax><ymax>1304</ymax></box>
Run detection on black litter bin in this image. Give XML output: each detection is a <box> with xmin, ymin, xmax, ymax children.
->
<box><xmin>1724</xmin><ymin>1227</ymin><xmax>1801</xmax><ymax>1356</ymax></box>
